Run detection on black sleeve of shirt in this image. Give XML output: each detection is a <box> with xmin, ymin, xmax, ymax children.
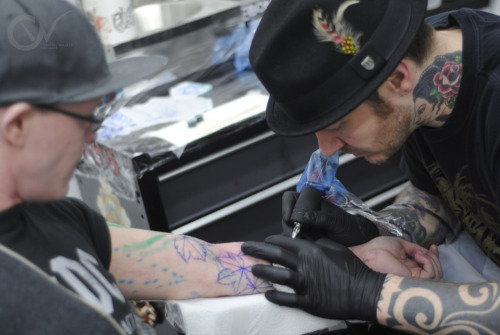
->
<box><xmin>400</xmin><ymin>137</ymin><xmax>441</xmax><ymax>196</ymax></box>
<box><xmin>65</xmin><ymin>197</ymin><xmax>112</xmax><ymax>270</ymax></box>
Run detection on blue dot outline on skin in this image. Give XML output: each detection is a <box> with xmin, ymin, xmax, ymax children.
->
<box><xmin>114</xmin><ymin>247</ymin><xmax>120</xmax><ymax>252</ymax></box>
<box><xmin>162</xmin><ymin>267</ymin><xmax>168</xmax><ymax>272</ymax></box>
<box><xmin>126</xmin><ymin>253</ymin><xmax>131</xmax><ymax>258</ymax></box>
<box><xmin>128</xmin><ymin>280</ymin><xmax>134</xmax><ymax>285</ymax></box>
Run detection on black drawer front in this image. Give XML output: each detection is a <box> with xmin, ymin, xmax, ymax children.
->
<box><xmin>158</xmin><ymin>133</ymin><xmax>318</xmax><ymax>230</ymax></box>
<box><xmin>189</xmin><ymin>152</ymin><xmax>407</xmax><ymax>243</ymax></box>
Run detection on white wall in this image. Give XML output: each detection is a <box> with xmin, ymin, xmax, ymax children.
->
<box><xmin>485</xmin><ymin>0</ymin><xmax>500</xmax><ymax>14</ymax></box>
<box><xmin>68</xmin><ymin>176</ymin><xmax>83</xmax><ymax>200</ymax></box>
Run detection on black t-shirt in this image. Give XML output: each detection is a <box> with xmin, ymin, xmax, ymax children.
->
<box><xmin>0</xmin><ymin>198</ymin><xmax>138</xmax><ymax>334</ymax></box>
<box><xmin>401</xmin><ymin>9</ymin><xmax>500</xmax><ymax>266</ymax></box>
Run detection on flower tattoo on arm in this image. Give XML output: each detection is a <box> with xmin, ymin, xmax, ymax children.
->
<box><xmin>115</xmin><ymin>233</ymin><xmax>271</xmax><ymax>297</ymax></box>
<box><xmin>173</xmin><ymin>236</ymin><xmax>271</xmax><ymax>294</ymax></box>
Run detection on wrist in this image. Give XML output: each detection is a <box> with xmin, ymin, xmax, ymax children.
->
<box><xmin>375</xmin><ymin>274</ymin><xmax>399</xmax><ymax>325</ymax></box>
<box><xmin>364</xmin><ymin>271</ymin><xmax>387</xmax><ymax>322</ymax></box>
<box><xmin>347</xmin><ymin>244</ymin><xmax>363</xmax><ymax>258</ymax></box>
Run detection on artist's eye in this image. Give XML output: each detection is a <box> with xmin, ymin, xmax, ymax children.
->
<box><xmin>327</xmin><ymin>125</ymin><xmax>342</xmax><ymax>132</ymax></box>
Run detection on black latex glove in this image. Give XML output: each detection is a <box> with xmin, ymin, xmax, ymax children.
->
<box><xmin>242</xmin><ymin>235</ymin><xmax>386</xmax><ymax>322</ymax></box>
<box><xmin>282</xmin><ymin>191</ymin><xmax>379</xmax><ymax>246</ymax></box>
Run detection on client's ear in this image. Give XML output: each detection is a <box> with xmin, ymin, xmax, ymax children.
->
<box><xmin>0</xmin><ymin>103</ymin><xmax>35</xmax><ymax>148</ymax></box>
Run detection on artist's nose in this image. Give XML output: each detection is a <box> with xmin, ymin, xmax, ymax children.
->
<box><xmin>315</xmin><ymin>130</ymin><xmax>344</xmax><ymax>157</ymax></box>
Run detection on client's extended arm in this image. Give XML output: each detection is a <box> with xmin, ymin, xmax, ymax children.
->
<box><xmin>108</xmin><ymin>225</ymin><xmax>272</xmax><ymax>300</ymax></box>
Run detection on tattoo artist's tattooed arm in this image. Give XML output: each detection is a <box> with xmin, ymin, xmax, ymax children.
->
<box><xmin>378</xmin><ymin>184</ymin><xmax>458</xmax><ymax>248</ymax></box>
<box><xmin>107</xmin><ymin>225</ymin><xmax>272</xmax><ymax>300</ymax></box>
<box><xmin>377</xmin><ymin>275</ymin><xmax>500</xmax><ymax>334</ymax></box>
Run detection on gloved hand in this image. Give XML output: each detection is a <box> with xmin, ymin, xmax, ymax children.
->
<box><xmin>242</xmin><ymin>235</ymin><xmax>386</xmax><ymax>321</ymax></box>
<box><xmin>282</xmin><ymin>191</ymin><xmax>379</xmax><ymax>246</ymax></box>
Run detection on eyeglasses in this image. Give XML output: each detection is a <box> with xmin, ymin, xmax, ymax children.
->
<box><xmin>32</xmin><ymin>93</ymin><xmax>116</xmax><ymax>133</ymax></box>
<box><xmin>33</xmin><ymin>104</ymin><xmax>105</xmax><ymax>132</ymax></box>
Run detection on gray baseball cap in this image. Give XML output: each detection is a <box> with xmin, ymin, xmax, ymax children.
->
<box><xmin>0</xmin><ymin>0</ymin><xmax>167</xmax><ymax>105</ymax></box>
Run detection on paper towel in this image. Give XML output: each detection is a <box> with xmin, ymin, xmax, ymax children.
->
<box><xmin>164</xmin><ymin>294</ymin><xmax>348</xmax><ymax>335</ymax></box>
<box><xmin>438</xmin><ymin>229</ymin><xmax>500</xmax><ymax>283</ymax></box>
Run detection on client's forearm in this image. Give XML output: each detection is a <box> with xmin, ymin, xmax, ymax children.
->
<box><xmin>108</xmin><ymin>226</ymin><xmax>271</xmax><ymax>300</ymax></box>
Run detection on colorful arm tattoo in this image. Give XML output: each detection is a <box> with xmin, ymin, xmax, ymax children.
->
<box><xmin>109</xmin><ymin>227</ymin><xmax>272</xmax><ymax>299</ymax></box>
<box><xmin>378</xmin><ymin>275</ymin><xmax>500</xmax><ymax>334</ymax></box>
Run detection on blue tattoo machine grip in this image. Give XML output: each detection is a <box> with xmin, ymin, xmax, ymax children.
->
<box><xmin>296</xmin><ymin>149</ymin><xmax>409</xmax><ymax>239</ymax></box>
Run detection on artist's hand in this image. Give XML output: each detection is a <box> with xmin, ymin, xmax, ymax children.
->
<box><xmin>349</xmin><ymin>236</ymin><xmax>442</xmax><ymax>280</ymax></box>
<box><xmin>282</xmin><ymin>191</ymin><xmax>378</xmax><ymax>246</ymax></box>
<box><xmin>242</xmin><ymin>235</ymin><xmax>386</xmax><ymax>321</ymax></box>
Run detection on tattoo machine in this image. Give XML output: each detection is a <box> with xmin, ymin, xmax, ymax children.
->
<box><xmin>290</xmin><ymin>187</ymin><xmax>322</xmax><ymax>238</ymax></box>
<box><xmin>295</xmin><ymin>149</ymin><xmax>408</xmax><ymax>238</ymax></box>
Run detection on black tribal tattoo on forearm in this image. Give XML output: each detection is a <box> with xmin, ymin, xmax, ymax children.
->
<box><xmin>378</xmin><ymin>275</ymin><xmax>500</xmax><ymax>334</ymax></box>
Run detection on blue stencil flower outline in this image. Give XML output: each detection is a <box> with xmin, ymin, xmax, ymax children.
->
<box><xmin>174</xmin><ymin>236</ymin><xmax>208</xmax><ymax>263</ymax></box>
<box><xmin>217</xmin><ymin>251</ymin><xmax>272</xmax><ymax>295</ymax></box>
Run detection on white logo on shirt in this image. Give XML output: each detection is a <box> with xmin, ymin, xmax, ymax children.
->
<box><xmin>50</xmin><ymin>249</ymin><xmax>125</xmax><ymax>313</ymax></box>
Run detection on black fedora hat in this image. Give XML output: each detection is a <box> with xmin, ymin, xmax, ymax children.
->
<box><xmin>250</xmin><ymin>0</ymin><xmax>428</xmax><ymax>136</ymax></box>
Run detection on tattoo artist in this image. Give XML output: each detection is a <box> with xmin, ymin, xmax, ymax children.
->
<box><xmin>242</xmin><ymin>0</ymin><xmax>500</xmax><ymax>333</ymax></box>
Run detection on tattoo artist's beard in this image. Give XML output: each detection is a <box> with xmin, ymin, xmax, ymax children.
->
<box><xmin>344</xmin><ymin>105</ymin><xmax>414</xmax><ymax>165</ymax></box>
